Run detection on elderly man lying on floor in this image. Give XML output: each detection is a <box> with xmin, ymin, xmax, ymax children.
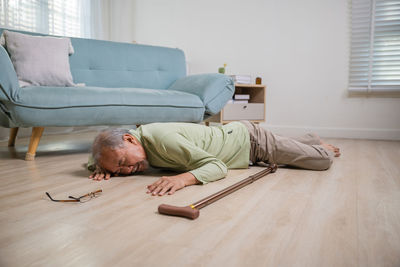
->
<box><xmin>87</xmin><ymin>121</ymin><xmax>340</xmax><ymax>196</ymax></box>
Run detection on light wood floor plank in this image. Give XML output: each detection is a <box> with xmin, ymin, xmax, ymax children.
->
<box><xmin>355</xmin><ymin>140</ymin><xmax>400</xmax><ymax>267</ymax></box>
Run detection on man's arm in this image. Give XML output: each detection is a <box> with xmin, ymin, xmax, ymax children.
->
<box><xmin>147</xmin><ymin>172</ymin><xmax>200</xmax><ymax>196</ymax></box>
<box><xmin>146</xmin><ymin>134</ymin><xmax>229</xmax><ymax>196</ymax></box>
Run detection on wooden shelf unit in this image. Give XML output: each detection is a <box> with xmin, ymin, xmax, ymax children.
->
<box><xmin>205</xmin><ymin>83</ymin><xmax>266</xmax><ymax>125</ymax></box>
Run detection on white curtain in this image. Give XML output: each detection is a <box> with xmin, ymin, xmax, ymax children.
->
<box><xmin>0</xmin><ymin>0</ymin><xmax>97</xmax><ymax>37</ymax></box>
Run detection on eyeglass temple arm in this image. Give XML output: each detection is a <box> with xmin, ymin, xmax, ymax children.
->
<box><xmin>45</xmin><ymin>192</ymin><xmax>56</xmax><ymax>201</ymax></box>
<box><xmin>46</xmin><ymin>192</ymin><xmax>78</xmax><ymax>202</ymax></box>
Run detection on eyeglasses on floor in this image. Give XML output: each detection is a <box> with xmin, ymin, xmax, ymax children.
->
<box><xmin>45</xmin><ymin>189</ymin><xmax>102</xmax><ymax>203</ymax></box>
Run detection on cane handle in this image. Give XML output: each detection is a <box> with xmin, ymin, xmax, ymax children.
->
<box><xmin>158</xmin><ymin>204</ymin><xmax>200</xmax><ymax>220</ymax></box>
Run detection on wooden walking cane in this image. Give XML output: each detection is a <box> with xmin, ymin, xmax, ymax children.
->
<box><xmin>158</xmin><ymin>164</ymin><xmax>278</xmax><ymax>220</ymax></box>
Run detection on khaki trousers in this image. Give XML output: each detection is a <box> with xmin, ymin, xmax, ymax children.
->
<box><xmin>241</xmin><ymin>121</ymin><xmax>333</xmax><ymax>170</ymax></box>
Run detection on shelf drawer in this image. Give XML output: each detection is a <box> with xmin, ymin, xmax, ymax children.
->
<box><xmin>222</xmin><ymin>103</ymin><xmax>264</xmax><ymax>121</ymax></box>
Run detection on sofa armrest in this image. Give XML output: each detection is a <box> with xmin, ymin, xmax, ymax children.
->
<box><xmin>167</xmin><ymin>73</ymin><xmax>234</xmax><ymax>115</ymax></box>
<box><xmin>0</xmin><ymin>45</ymin><xmax>19</xmax><ymax>102</ymax></box>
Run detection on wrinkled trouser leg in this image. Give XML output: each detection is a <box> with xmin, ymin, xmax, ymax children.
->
<box><xmin>292</xmin><ymin>133</ymin><xmax>321</xmax><ymax>146</ymax></box>
<box><xmin>241</xmin><ymin>121</ymin><xmax>333</xmax><ymax>171</ymax></box>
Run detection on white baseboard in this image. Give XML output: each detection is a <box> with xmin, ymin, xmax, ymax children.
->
<box><xmin>261</xmin><ymin>124</ymin><xmax>400</xmax><ymax>141</ymax></box>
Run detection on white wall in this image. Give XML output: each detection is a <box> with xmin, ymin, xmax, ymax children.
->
<box><xmin>131</xmin><ymin>0</ymin><xmax>400</xmax><ymax>140</ymax></box>
<box><xmin>107</xmin><ymin>0</ymin><xmax>135</xmax><ymax>43</ymax></box>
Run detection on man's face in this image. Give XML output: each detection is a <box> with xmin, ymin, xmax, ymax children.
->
<box><xmin>99</xmin><ymin>134</ymin><xmax>148</xmax><ymax>176</ymax></box>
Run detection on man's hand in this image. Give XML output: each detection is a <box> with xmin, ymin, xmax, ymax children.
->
<box><xmin>147</xmin><ymin>172</ymin><xmax>200</xmax><ymax>196</ymax></box>
<box><xmin>89</xmin><ymin>165</ymin><xmax>112</xmax><ymax>181</ymax></box>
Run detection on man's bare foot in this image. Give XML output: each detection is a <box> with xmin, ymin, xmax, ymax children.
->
<box><xmin>321</xmin><ymin>142</ymin><xmax>341</xmax><ymax>157</ymax></box>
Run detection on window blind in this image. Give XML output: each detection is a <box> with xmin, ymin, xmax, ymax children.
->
<box><xmin>0</xmin><ymin>0</ymin><xmax>89</xmax><ymax>38</ymax></box>
<box><xmin>349</xmin><ymin>0</ymin><xmax>400</xmax><ymax>92</ymax></box>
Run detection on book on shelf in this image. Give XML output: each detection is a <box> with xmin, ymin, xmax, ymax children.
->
<box><xmin>230</xmin><ymin>75</ymin><xmax>252</xmax><ymax>84</ymax></box>
<box><xmin>234</xmin><ymin>94</ymin><xmax>250</xmax><ymax>100</ymax></box>
<box><xmin>227</xmin><ymin>99</ymin><xmax>249</xmax><ymax>104</ymax></box>
<box><xmin>233</xmin><ymin>100</ymin><xmax>249</xmax><ymax>104</ymax></box>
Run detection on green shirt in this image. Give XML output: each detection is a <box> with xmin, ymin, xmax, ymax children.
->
<box><xmin>90</xmin><ymin>122</ymin><xmax>250</xmax><ymax>184</ymax></box>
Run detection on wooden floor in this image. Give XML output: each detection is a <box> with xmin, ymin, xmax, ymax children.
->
<box><xmin>0</xmin><ymin>131</ymin><xmax>399</xmax><ymax>267</ymax></box>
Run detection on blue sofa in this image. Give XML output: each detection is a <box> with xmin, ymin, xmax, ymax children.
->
<box><xmin>0</xmin><ymin>28</ymin><xmax>234</xmax><ymax>160</ymax></box>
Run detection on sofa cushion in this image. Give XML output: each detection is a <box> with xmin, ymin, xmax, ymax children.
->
<box><xmin>7</xmin><ymin>86</ymin><xmax>205</xmax><ymax>127</ymax></box>
<box><xmin>69</xmin><ymin>38</ymin><xmax>186</xmax><ymax>89</ymax></box>
<box><xmin>8</xmin><ymin>86</ymin><xmax>204</xmax><ymax>127</ymax></box>
<box><xmin>14</xmin><ymin>86</ymin><xmax>204</xmax><ymax>109</ymax></box>
<box><xmin>168</xmin><ymin>73</ymin><xmax>235</xmax><ymax>115</ymax></box>
<box><xmin>1</xmin><ymin>30</ymin><xmax>75</xmax><ymax>54</ymax></box>
<box><xmin>1</xmin><ymin>30</ymin><xmax>76</xmax><ymax>87</ymax></box>
<box><xmin>9</xmin><ymin>104</ymin><xmax>205</xmax><ymax>127</ymax></box>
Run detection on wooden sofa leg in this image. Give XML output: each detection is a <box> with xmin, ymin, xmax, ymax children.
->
<box><xmin>25</xmin><ymin>127</ymin><xmax>44</xmax><ymax>161</ymax></box>
<box><xmin>8</xmin><ymin>127</ymin><xmax>19</xmax><ymax>147</ymax></box>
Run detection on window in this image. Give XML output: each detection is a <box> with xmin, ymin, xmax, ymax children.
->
<box><xmin>0</xmin><ymin>0</ymin><xmax>91</xmax><ymax>38</ymax></box>
<box><xmin>349</xmin><ymin>0</ymin><xmax>400</xmax><ymax>93</ymax></box>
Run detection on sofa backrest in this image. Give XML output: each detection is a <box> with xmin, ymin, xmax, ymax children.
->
<box><xmin>0</xmin><ymin>28</ymin><xmax>187</xmax><ymax>89</ymax></box>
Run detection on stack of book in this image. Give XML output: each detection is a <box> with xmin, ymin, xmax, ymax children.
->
<box><xmin>230</xmin><ymin>75</ymin><xmax>252</xmax><ymax>84</ymax></box>
<box><xmin>227</xmin><ymin>94</ymin><xmax>250</xmax><ymax>104</ymax></box>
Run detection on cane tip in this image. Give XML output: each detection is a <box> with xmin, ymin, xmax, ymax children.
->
<box><xmin>270</xmin><ymin>164</ymin><xmax>278</xmax><ymax>173</ymax></box>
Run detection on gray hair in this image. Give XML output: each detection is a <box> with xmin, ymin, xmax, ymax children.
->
<box><xmin>91</xmin><ymin>128</ymin><xmax>131</xmax><ymax>165</ymax></box>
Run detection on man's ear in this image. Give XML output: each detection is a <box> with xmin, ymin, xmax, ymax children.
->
<box><xmin>123</xmin><ymin>134</ymin><xmax>139</xmax><ymax>145</ymax></box>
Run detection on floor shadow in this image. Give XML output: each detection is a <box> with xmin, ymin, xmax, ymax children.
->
<box><xmin>70</xmin><ymin>169</ymin><xmax>91</xmax><ymax>178</ymax></box>
<box><xmin>71</xmin><ymin>165</ymin><xmax>175</xmax><ymax>180</ymax></box>
<box><xmin>0</xmin><ymin>140</ymin><xmax>92</xmax><ymax>160</ymax></box>
<box><xmin>139</xmin><ymin>168</ymin><xmax>179</xmax><ymax>177</ymax></box>
<box><xmin>3</xmin><ymin>146</ymin><xmax>24</xmax><ymax>159</ymax></box>
<box><xmin>279</xmin><ymin>165</ymin><xmax>323</xmax><ymax>171</ymax></box>
<box><xmin>0</xmin><ymin>146</ymin><xmax>30</xmax><ymax>160</ymax></box>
